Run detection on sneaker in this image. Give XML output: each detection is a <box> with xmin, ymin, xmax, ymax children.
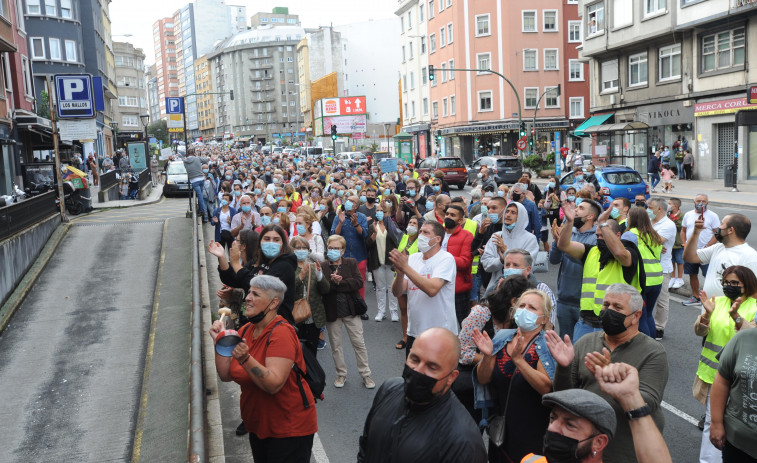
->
<box><xmin>363</xmin><ymin>376</ymin><xmax>376</xmax><ymax>389</ymax></box>
<box><xmin>374</xmin><ymin>313</ymin><xmax>386</xmax><ymax>322</ymax></box>
<box><xmin>317</xmin><ymin>338</ymin><xmax>327</xmax><ymax>350</ymax></box>
<box><xmin>235</xmin><ymin>421</ymin><xmax>248</xmax><ymax>436</ymax></box>
<box><xmin>682</xmin><ymin>296</ymin><xmax>701</xmax><ymax>306</ymax></box>
<box><xmin>334</xmin><ymin>376</ymin><xmax>346</xmax><ymax>388</ymax></box>
<box><xmin>668</xmin><ymin>278</ymin><xmax>676</xmax><ymax>289</ymax></box>
<box><xmin>655</xmin><ymin>329</ymin><xmax>664</xmax><ymax>340</ymax></box>
<box><xmin>390</xmin><ymin>312</ymin><xmax>400</xmax><ymax>322</ymax></box>
<box><xmin>673</xmin><ymin>278</ymin><xmax>685</xmax><ymax>289</ymax></box>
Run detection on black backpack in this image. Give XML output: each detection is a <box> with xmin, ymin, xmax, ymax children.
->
<box><xmin>241</xmin><ymin>321</ymin><xmax>326</xmax><ymax>408</ymax></box>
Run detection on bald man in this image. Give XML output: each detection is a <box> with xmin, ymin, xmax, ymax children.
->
<box><xmin>358</xmin><ymin>328</ymin><xmax>486</xmax><ymax>463</ymax></box>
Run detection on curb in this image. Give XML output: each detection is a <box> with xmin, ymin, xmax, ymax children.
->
<box><xmin>92</xmin><ymin>193</ymin><xmax>166</xmax><ymax>211</ymax></box>
<box><xmin>0</xmin><ymin>222</ymin><xmax>71</xmax><ymax>334</ymax></box>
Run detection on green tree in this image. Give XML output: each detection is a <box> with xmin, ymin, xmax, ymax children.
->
<box><xmin>147</xmin><ymin>120</ymin><xmax>169</xmax><ymax>145</ymax></box>
<box><xmin>36</xmin><ymin>91</ymin><xmax>50</xmax><ymax>119</ymax></box>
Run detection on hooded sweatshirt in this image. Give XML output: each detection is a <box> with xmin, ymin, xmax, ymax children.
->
<box><xmin>480</xmin><ymin>201</ymin><xmax>539</xmax><ymax>297</ymax></box>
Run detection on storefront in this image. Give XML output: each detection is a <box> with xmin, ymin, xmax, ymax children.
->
<box><xmin>583</xmin><ymin>120</ymin><xmax>650</xmax><ymax>173</ymax></box>
<box><xmin>438</xmin><ymin>121</ymin><xmax>520</xmax><ymax>164</ymax></box>
<box><xmin>695</xmin><ymin>95</ymin><xmax>757</xmax><ymax>180</ymax></box>
<box><xmin>532</xmin><ymin>120</ymin><xmax>570</xmax><ymax>156</ymax></box>
<box><xmin>637</xmin><ymin>101</ymin><xmax>695</xmax><ymax>160</ymax></box>
<box><xmin>402</xmin><ymin>123</ymin><xmax>431</xmax><ymax>163</ymax></box>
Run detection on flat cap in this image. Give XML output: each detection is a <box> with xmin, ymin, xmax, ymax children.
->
<box><xmin>542</xmin><ymin>389</ymin><xmax>616</xmax><ymax>438</ymax></box>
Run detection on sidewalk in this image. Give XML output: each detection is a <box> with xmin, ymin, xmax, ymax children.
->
<box><xmin>89</xmin><ymin>182</ymin><xmax>165</xmax><ymax>209</ymax></box>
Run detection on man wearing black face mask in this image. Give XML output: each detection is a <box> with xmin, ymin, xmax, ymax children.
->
<box><xmin>358</xmin><ymin>187</ymin><xmax>378</xmax><ymax>220</ymax></box>
<box><xmin>357</xmin><ymin>327</ymin><xmax>486</xmax><ymax>463</ymax></box>
<box><xmin>545</xmin><ymin>283</ymin><xmax>669</xmax><ymax>463</ymax></box>
<box><xmin>441</xmin><ymin>204</ymin><xmax>474</xmax><ymax>326</ymax></box>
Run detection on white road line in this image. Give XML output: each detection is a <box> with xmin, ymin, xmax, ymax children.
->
<box><xmin>661</xmin><ymin>400</ymin><xmax>700</xmax><ymax>427</ymax></box>
<box><xmin>312</xmin><ymin>432</ymin><xmax>330</xmax><ymax>463</ymax></box>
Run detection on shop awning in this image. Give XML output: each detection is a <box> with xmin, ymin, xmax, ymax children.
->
<box><xmin>583</xmin><ymin>121</ymin><xmax>649</xmax><ymax>134</ymax></box>
<box><xmin>573</xmin><ymin>113</ymin><xmax>614</xmax><ymax>136</ymax></box>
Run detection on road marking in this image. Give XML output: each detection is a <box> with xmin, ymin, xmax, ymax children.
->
<box><xmin>312</xmin><ymin>432</ymin><xmax>330</xmax><ymax>463</ymax></box>
<box><xmin>130</xmin><ymin>220</ymin><xmax>168</xmax><ymax>463</ymax></box>
<box><xmin>661</xmin><ymin>400</ymin><xmax>700</xmax><ymax>427</ymax></box>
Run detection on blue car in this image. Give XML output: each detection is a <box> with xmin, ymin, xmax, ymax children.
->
<box><xmin>560</xmin><ymin>165</ymin><xmax>649</xmax><ymax>207</ymax></box>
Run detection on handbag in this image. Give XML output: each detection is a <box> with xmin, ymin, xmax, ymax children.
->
<box><xmin>351</xmin><ymin>292</ymin><xmax>368</xmax><ymax>316</ymax></box>
<box><xmin>292</xmin><ymin>265</ymin><xmax>312</xmax><ymax>324</ymax></box>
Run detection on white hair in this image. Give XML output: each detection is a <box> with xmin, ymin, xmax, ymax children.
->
<box><xmin>605</xmin><ymin>283</ymin><xmax>644</xmax><ymax>313</ymax></box>
<box><xmin>249</xmin><ymin>275</ymin><xmax>286</xmax><ymax>304</ymax></box>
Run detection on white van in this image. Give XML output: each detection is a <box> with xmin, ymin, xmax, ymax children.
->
<box><xmin>304</xmin><ymin>147</ymin><xmax>324</xmax><ymax>158</ymax></box>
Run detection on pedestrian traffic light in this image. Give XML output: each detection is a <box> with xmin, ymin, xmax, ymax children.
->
<box><xmin>331</xmin><ymin>124</ymin><xmax>337</xmax><ymax>141</ymax></box>
<box><xmin>229</xmin><ymin>90</ymin><xmax>234</xmax><ymax>100</ymax></box>
<box><xmin>428</xmin><ymin>65</ymin><xmax>435</xmax><ymax>81</ymax></box>
<box><xmin>436</xmin><ymin>132</ymin><xmax>442</xmax><ymax>142</ymax></box>
<box><xmin>519</xmin><ymin>122</ymin><xmax>526</xmax><ymax>138</ymax></box>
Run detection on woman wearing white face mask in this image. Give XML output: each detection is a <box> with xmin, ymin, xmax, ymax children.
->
<box><xmin>472</xmin><ymin>290</ymin><xmax>556</xmax><ymax>463</ymax></box>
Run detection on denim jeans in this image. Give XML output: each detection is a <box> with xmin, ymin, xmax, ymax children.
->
<box><xmin>573</xmin><ymin>318</ymin><xmax>602</xmax><ymax>342</ymax></box>
<box><xmin>640</xmin><ymin>284</ymin><xmax>661</xmax><ymax>337</ymax></box>
<box><xmin>676</xmin><ymin>161</ymin><xmax>684</xmax><ymax>179</ymax></box>
<box><xmin>469</xmin><ymin>273</ymin><xmax>482</xmax><ymax>302</ymax></box>
<box><xmin>648</xmin><ymin>172</ymin><xmax>661</xmax><ymax>189</ymax></box>
<box><xmin>555</xmin><ymin>301</ymin><xmax>580</xmax><ymax>340</ymax></box>
<box><xmin>191</xmin><ymin>180</ymin><xmax>208</xmax><ymax>219</ymax></box>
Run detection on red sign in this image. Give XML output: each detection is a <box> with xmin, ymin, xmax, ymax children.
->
<box><xmin>340</xmin><ymin>96</ymin><xmax>367</xmax><ymax>115</ymax></box>
<box><xmin>352</xmin><ymin>132</ymin><xmax>364</xmax><ymax>139</ymax></box>
<box><xmin>749</xmin><ymin>87</ymin><xmax>757</xmax><ymax>104</ymax></box>
<box><xmin>695</xmin><ymin>97</ymin><xmax>757</xmax><ymax>116</ymax></box>
<box><xmin>517</xmin><ymin>139</ymin><xmax>527</xmax><ymax>151</ymax></box>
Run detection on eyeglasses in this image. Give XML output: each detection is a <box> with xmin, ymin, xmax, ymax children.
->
<box><xmin>723</xmin><ymin>280</ymin><xmax>742</xmax><ymax>287</ymax></box>
<box><xmin>327</xmin><ymin>247</ymin><xmax>343</xmax><ymax>252</ymax></box>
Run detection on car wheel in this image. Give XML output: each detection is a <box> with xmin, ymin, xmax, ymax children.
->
<box><xmin>458</xmin><ymin>183</ymin><xmax>465</xmax><ymax>190</ymax></box>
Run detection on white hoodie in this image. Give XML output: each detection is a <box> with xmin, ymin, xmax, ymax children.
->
<box><xmin>481</xmin><ymin>201</ymin><xmax>539</xmax><ymax>297</ymax></box>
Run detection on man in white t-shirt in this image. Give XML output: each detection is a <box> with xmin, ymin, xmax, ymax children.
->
<box><xmin>649</xmin><ymin>197</ymin><xmax>678</xmax><ymax>339</ymax></box>
<box><xmin>683</xmin><ymin>212</ymin><xmax>757</xmax><ymax>299</ymax></box>
<box><xmin>390</xmin><ymin>221</ymin><xmax>457</xmax><ymax>357</ymax></box>
<box><xmin>680</xmin><ymin>194</ymin><xmax>719</xmax><ymax>306</ymax></box>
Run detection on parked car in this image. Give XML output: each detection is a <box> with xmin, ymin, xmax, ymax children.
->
<box><xmin>415</xmin><ymin>157</ymin><xmax>467</xmax><ymax>189</ymax></box>
<box><xmin>335</xmin><ymin>151</ymin><xmax>369</xmax><ymax>165</ymax></box>
<box><xmin>467</xmin><ymin>155</ymin><xmax>524</xmax><ymax>186</ymax></box>
<box><xmin>163</xmin><ymin>161</ymin><xmax>191</xmax><ymax>197</ymax></box>
<box><xmin>304</xmin><ymin>147</ymin><xmax>324</xmax><ymax>159</ymax></box>
<box><xmin>559</xmin><ymin>164</ymin><xmax>649</xmax><ymax>205</ymax></box>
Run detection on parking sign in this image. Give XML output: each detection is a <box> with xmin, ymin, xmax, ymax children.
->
<box><xmin>166</xmin><ymin>97</ymin><xmax>184</xmax><ymax>114</ymax></box>
<box><xmin>55</xmin><ymin>74</ymin><xmax>95</xmax><ymax>119</ymax></box>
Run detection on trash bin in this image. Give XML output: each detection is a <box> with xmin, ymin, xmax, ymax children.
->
<box><xmin>724</xmin><ymin>164</ymin><xmax>736</xmax><ymax>188</ymax></box>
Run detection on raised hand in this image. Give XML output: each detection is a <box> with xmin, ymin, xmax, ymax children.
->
<box><xmin>509</xmin><ymin>329</ymin><xmax>525</xmax><ymax>361</ymax></box>
<box><xmin>545</xmin><ymin>330</ymin><xmax>575</xmax><ymax>367</ymax></box>
<box><xmin>561</xmin><ymin>200</ymin><xmax>576</xmax><ymax>222</ymax></box>
<box><xmin>699</xmin><ymin>291</ymin><xmax>716</xmax><ymax>316</ymax></box>
<box><xmin>594</xmin><ymin>363</ymin><xmax>643</xmax><ymax>410</ymax></box>
<box><xmin>551</xmin><ymin>219</ymin><xmax>561</xmax><ymax>242</ymax></box>
<box><xmin>208</xmin><ymin>240</ymin><xmax>225</xmax><ymax>258</ymax></box>
<box><xmin>472</xmin><ymin>329</ymin><xmax>494</xmax><ymax>357</ymax></box>
<box><xmin>584</xmin><ymin>347</ymin><xmax>612</xmax><ymax>375</ymax></box>
<box><xmin>300</xmin><ymin>261</ymin><xmax>310</xmax><ymax>280</ymax></box>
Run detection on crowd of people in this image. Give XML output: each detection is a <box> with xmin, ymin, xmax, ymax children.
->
<box><xmin>195</xmin><ymin>145</ymin><xmax>757</xmax><ymax>463</ymax></box>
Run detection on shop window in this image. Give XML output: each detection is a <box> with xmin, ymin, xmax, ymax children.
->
<box><xmin>658</xmin><ymin>44</ymin><xmax>680</xmax><ymax>81</ymax></box>
<box><xmin>628</xmin><ymin>52</ymin><xmax>648</xmax><ymax>87</ymax></box>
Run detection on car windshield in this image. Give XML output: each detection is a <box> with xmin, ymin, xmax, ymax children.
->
<box><xmin>438</xmin><ymin>158</ymin><xmax>464</xmax><ymax>169</ymax></box>
<box><xmin>166</xmin><ymin>163</ymin><xmax>186</xmax><ymax>175</ymax></box>
<box><xmin>497</xmin><ymin>159</ymin><xmax>521</xmax><ymax>168</ymax></box>
<box><xmin>603</xmin><ymin>171</ymin><xmax>643</xmax><ymax>185</ymax></box>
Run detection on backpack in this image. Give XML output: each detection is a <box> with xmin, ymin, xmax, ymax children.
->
<box><xmin>240</xmin><ymin>321</ymin><xmax>326</xmax><ymax>408</ymax></box>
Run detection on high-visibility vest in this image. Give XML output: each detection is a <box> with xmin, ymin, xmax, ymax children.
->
<box><xmin>398</xmin><ymin>234</ymin><xmax>419</xmax><ymax>255</ymax></box>
<box><xmin>463</xmin><ymin>218</ymin><xmax>480</xmax><ymax>274</ymax></box>
<box><xmin>696</xmin><ymin>297</ymin><xmax>757</xmax><ymax>384</ymax></box>
<box><xmin>581</xmin><ymin>247</ymin><xmax>642</xmax><ymax>315</ymax></box>
<box><xmin>629</xmin><ymin>228</ymin><xmax>663</xmax><ymax>286</ymax></box>
<box><xmin>521</xmin><ymin>454</ymin><xmax>548</xmax><ymax>463</ymax></box>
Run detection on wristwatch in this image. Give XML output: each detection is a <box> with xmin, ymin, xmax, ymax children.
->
<box><xmin>734</xmin><ymin>316</ymin><xmax>744</xmax><ymax>325</ymax></box>
<box><xmin>598</xmin><ymin>222</ymin><xmax>609</xmax><ymax>229</ymax></box>
<box><xmin>625</xmin><ymin>404</ymin><xmax>651</xmax><ymax>420</ymax></box>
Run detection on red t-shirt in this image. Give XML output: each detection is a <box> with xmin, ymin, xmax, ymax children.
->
<box><xmin>560</xmin><ymin>147</ymin><xmax>569</xmax><ymax>158</ymax></box>
<box><xmin>230</xmin><ymin>316</ymin><xmax>318</xmax><ymax>438</ymax></box>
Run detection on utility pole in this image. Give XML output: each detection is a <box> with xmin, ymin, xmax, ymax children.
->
<box><xmin>45</xmin><ymin>76</ymin><xmax>66</xmax><ymax>221</ymax></box>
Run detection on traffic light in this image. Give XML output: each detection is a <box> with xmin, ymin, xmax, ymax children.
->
<box><xmin>428</xmin><ymin>65</ymin><xmax>435</xmax><ymax>81</ymax></box>
<box><xmin>229</xmin><ymin>90</ymin><xmax>234</xmax><ymax>100</ymax></box>
<box><xmin>331</xmin><ymin>124</ymin><xmax>337</xmax><ymax>141</ymax></box>
<box><xmin>531</xmin><ymin>127</ymin><xmax>535</xmax><ymax>136</ymax></box>
<box><xmin>436</xmin><ymin>132</ymin><xmax>442</xmax><ymax>142</ymax></box>
<box><xmin>519</xmin><ymin>122</ymin><xmax>526</xmax><ymax>138</ymax></box>
<box><xmin>554</xmin><ymin>84</ymin><xmax>561</xmax><ymax>96</ymax></box>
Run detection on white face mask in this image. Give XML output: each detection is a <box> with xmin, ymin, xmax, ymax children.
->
<box><xmin>417</xmin><ymin>234</ymin><xmax>435</xmax><ymax>253</ymax></box>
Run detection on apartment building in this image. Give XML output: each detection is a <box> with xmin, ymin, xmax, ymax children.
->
<box><xmin>194</xmin><ymin>56</ymin><xmax>215</xmax><ymax>139</ymax></box>
<box><xmin>113</xmin><ymin>41</ymin><xmax>147</xmax><ymax>147</ymax></box>
<box><xmin>152</xmin><ymin>17</ymin><xmax>179</xmax><ymax>118</ymax></box>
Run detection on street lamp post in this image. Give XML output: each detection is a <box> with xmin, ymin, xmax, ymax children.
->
<box><xmin>140</xmin><ymin>113</ymin><xmax>150</xmax><ymax>162</ymax></box>
<box><xmin>109</xmin><ymin>121</ymin><xmax>118</xmax><ymax>156</ymax></box>
<box><xmin>532</xmin><ymin>85</ymin><xmax>561</xmax><ymax>156</ymax></box>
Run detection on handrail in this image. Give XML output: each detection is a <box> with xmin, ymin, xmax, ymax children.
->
<box><xmin>0</xmin><ymin>191</ymin><xmax>58</xmax><ymax>242</ymax></box>
<box><xmin>100</xmin><ymin>170</ymin><xmax>119</xmax><ymax>191</ymax></box>
<box><xmin>188</xmin><ymin>189</ymin><xmax>206</xmax><ymax>462</ymax></box>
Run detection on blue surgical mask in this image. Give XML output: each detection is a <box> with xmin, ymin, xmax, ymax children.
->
<box><xmin>360</xmin><ymin>195</ymin><xmax>367</xmax><ymax>203</ymax></box>
<box><xmin>514</xmin><ymin>308</ymin><xmax>541</xmax><ymax>332</ymax></box>
<box><xmin>356</xmin><ymin>185</ymin><xmax>362</xmax><ymax>191</ymax></box>
<box><xmin>372</xmin><ymin>173</ymin><xmax>378</xmax><ymax>178</ymax></box>
<box><xmin>567</xmin><ymin>195</ymin><xmax>576</xmax><ymax>202</ymax></box>
<box><xmin>337</xmin><ymin>190</ymin><xmax>344</xmax><ymax>197</ymax></box>
<box><xmin>220</xmin><ymin>199</ymin><xmax>229</xmax><ymax>206</ymax></box>
<box><xmin>433</xmin><ymin>185</ymin><xmax>441</xmax><ymax>192</ymax></box>
<box><xmin>319</xmin><ymin>204</ymin><xmax>327</xmax><ymax>211</ymax></box>
<box><xmin>647</xmin><ymin>209</ymin><xmax>656</xmax><ymax>221</ymax></box>
<box><xmin>610</xmin><ymin>207</ymin><xmax>620</xmax><ymax>219</ymax></box>
<box><xmin>408</xmin><ymin>189</ymin><xmax>416</xmax><ymax>197</ymax></box>
<box><xmin>504</xmin><ymin>223</ymin><xmax>516</xmax><ymax>231</ymax></box>
<box><xmin>296</xmin><ymin>224</ymin><xmax>307</xmax><ymax>235</ymax></box>
<box><xmin>375</xmin><ymin>211</ymin><xmax>384</xmax><ymax>221</ymax></box>
<box><xmin>503</xmin><ymin>267</ymin><xmax>523</xmax><ymax>279</ymax></box>
<box><xmin>294</xmin><ymin>249</ymin><xmax>309</xmax><ymax>261</ymax></box>
<box><xmin>277</xmin><ymin>206</ymin><xmax>287</xmax><ymax>213</ymax></box>
<box><xmin>234</xmin><ymin>190</ymin><xmax>242</xmax><ymax>196</ymax></box>
<box><xmin>254</xmin><ymin>188</ymin><xmax>262</xmax><ymax>195</ymax></box>
<box><xmin>488</xmin><ymin>213</ymin><xmax>500</xmax><ymax>224</ymax></box>
<box><xmin>276</xmin><ymin>196</ymin><xmax>284</xmax><ymax>201</ymax></box>
<box><xmin>575</xmin><ymin>175</ymin><xmax>583</xmax><ymax>182</ymax></box>
<box><xmin>273</xmin><ymin>217</ymin><xmax>280</xmax><ymax>224</ymax></box>
<box><xmin>226</xmin><ymin>175</ymin><xmax>232</xmax><ymax>180</ymax></box>
<box><xmin>575</xmin><ymin>198</ymin><xmax>584</xmax><ymax>206</ymax></box>
<box><xmin>327</xmin><ymin>249</ymin><xmax>342</xmax><ymax>262</ymax></box>
<box><xmin>497</xmin><ymin>190</ymin><xmax>505</xmax><ymax>197</ymax></box>
<box><xmin>261</xmin><ymin>242</ymin><xmax>281</xmax><ymax>258</ymax></box>
<box><xmin>241</xmin><ymin>205</ymin><xmax>252</xmax><ymax>213</ymax></box>
<box><xmin>481</xmin><ymin>206</ymin><xmax>488</xmax><ymax>216</ymax></box>
<box><xmin>203</xmin><ymin>169</ymin><xmax>209</xmax><ymax>173</ymax></box>
<box><xmin>425</xmin><ymin>201</ymin><xmax>434</xmax><ymax>210</ymax></box>
<box><xmin>547</xmin><ymin>182</ymin><xmax>555</xmax><ymax>189</ymax></box>
<box><xmin>403</xmin><ymin>175</ymin><xmax>409</xmax><ymax>182</ymax></box>
<box><xmin>384</xmin><ymin>189</ymin><xmax>391</xmax><ymax>196</ymax></box>
<box><xmin>344</xmin><ymin>200</ymin><xmax>354</xmax><ymax>211</ymax></box>
<box><xmin>260</xmin><ymin>215</ymin><xmax>271</xmax><ymax>226</ymax></box>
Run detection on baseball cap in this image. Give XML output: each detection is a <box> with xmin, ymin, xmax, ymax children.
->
<box><xmin>542</xmin><ymin>389</ymin><xmax>616</xmax><ymax>438</ymax></box>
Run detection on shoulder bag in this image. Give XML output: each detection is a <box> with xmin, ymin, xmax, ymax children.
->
<box><xmin>292</xmin><ymin>265</ymin><xmax>313</xmax><ymax>324</ymax></box>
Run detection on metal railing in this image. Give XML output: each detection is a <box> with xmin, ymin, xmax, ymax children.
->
<box><xmin>100</xmin><ymin>170</ymin><xmax>119</xmax><ymax>191</ymax></box>
<box><xmin>138</xmin><ymin>169</ymin><xmax>151</xmax><ymax>189</ymax></box>
<box><xmin>0</xmin><ymin>191</ymin><xmax>58</xmax><ymax>242</ymax></box>
<box><xmin>188</xmin><ymin>190</ymin><xmax>206</xmax><ymax>462</ymax></box>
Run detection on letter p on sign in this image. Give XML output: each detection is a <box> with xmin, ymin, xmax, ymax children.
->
<box><xmin>63</xmin><ymin>79</ymin><xmax>84</xmax><ymax>100</ymax></box>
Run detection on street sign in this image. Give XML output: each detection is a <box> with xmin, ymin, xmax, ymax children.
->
<box><xmin>517</xmin><ymin>139</ymin><xmax>527</xmax><ymax>151</ymax></box>
<box><xmin>166</xmin><ymin>97</ymin><xmax>184</xmax><ymax>114</ymax></box>
<box><xmin>54</xmin><ymin>74</ymin><xmax>95</xmax><ymax>119</ymax></box>
<box><xmin>167</xmin><ymin>113</ymin><xmax>184</xmax><ymax>130</ymax></box>
<box><xmin>57</xmin><ymin>119</ymin><xmax>98</xmax><ymax>141</ymax></box>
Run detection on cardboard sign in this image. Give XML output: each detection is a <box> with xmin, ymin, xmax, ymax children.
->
<box><xmin>379</xmin><ymin>157</ymin><xmax>397</xmax><ymax>173</ymax></box>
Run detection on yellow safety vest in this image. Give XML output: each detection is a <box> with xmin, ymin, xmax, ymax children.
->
<box><xmin>398</xmin><ymin>234</ymin><xmax>419</xmax><ymax>255</ymax></box>
<box><xmin>629</xmin><ymin>228</ymin><xmax>663</xmax><ymax>286</ymax></box>
<box><xmin>463</xmin><ymin>218</ymin><xmax>479</xmax><ymax>274</ymax></box>
<box><xmin>696</xmin><ymin>297</ymin><xmax>757</xmax><ymax>384</ymax></box>
<box><xmin>581</xmin><ymin>247</ymin><xmax>642</xmax><ymax>315</ymax></box>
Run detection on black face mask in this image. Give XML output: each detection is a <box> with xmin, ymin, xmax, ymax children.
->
<box><xmin>248</xmin><ymin>300</ymin><xmax>274</xmax><ymax>324</ymax></box>
<box><xmin>722</xmin><ymin>285</ymin><xmax>743</xmax><ymax>301</ymax></box>
<box><xmin>596</xmin><ymin>239</ymin><xmax>610</xmax><ymax>255</ymax></box>
<box><xmin>512</xmin><ymin>192</ymin><xmax>522</xmax><ymax>202</ymax></box>
<box><xmin>573</xmin><ymin>216</ymin><xmax>586</xmax><ymax>229</ymax></box>
<box><xmin>543</xmin><ymin>431</ymin><xmax>595</xmax><ymax>463</ymax></box>
<box><xmin>366</xmin><ymin>197</ymin><xmax>376</xmax><ymax>204</ymax></box>
<box><xmin>600</xmin><ymin>309</ymin><xmax>631</xmax><ymax>335</ymax></box>
<box><xmin>713</xmin><ymin>227</ymin><xmax>727</xmax><ymax>243</ymax></box>
<box><xmin>635</xmin><ymin>201</ymin><xmax>647</xmax><ymax>208</ymax></box>
<box><xmin>402</xmin><ymin>364</ymin><xmax>446</xmax><ymax>404</ymax></box>
<box><xmin>444</xmin><ymin>218</ymin><xmax>458</xmax><ymax>230</ymax></box>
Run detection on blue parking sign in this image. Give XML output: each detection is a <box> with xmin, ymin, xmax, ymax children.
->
<box><xmin>166</xmin><ymin>97</ymin><xmax>184</xmax><ymax>114</ymax></box>
<box><xmin>55</xmin><ymin>74</ymin><xmax>95</xmax><ymax>119</ymax></box>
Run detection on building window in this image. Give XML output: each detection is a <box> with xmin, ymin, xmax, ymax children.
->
<box><xmin>30</xmin><ymin>37</ymin><xmax>45</xmax><ymax>59</ymax></box>
<box><xmin>118</xmin><ymin>96</ymin><xmax>138</xmax><ymax>106</ymax></box>
<box><xmin>447</xmin><ymin>23</ymin><xmax>453</xmax><ymax>43</ymax></box>
<box><xmin>21</xmin><ymin>56</ymin><xmax>33</xmax><ymax>96</ymax></box>
<box><xmin>448</xmin><ymin>59</ymin><xmax>454</xmax><ymax>79</ymax></box>
<box><xmin>408</xmin><ymin>11</ymin><xmax>412</xmax><ymax>29</ymax></box>
<box><xmin>701</xmin><ymin>28</ymin><xmax>745</xmax><ymax>73</ymax></box>
<box><xmin>122</xmin><ymin>115</ymin><xmax>139</xmax><ymax>127</ymax></box>
<box><xmin>477</xmin><ymin>53</ymin><xmax>491</xmax><ymax>73</ymax></box>
<box><xmin>543</xmin><ymin>10</ymin><xmax>558</xmax><ymax>31</ymax></box>
<box><xmin>569</xmin><ymin>97</ymin><xmax>584</xmax><ymax>118</ymax></box>
<box><xmin>614</xmin><ymin>0</ymin><xmax>633</xmax><ymax>29</ymax></box>
<box><xmin>423</xmin><ymin>97</ymin><xmax>429</xmax><ymax>115</ymax></box>
<box><xmin>545</xmin><ymin>86</ymin><xmax>559</xmax><ymax>108</ymax></box>
<box><xmin>658</xmin><ymin>44</ymin><xmax>680</xmax><ymax>81</ymax></box>
<box><xmin>400</xmin><ymin>16</ymin><xmax>405</xmax><ymax>33</ymax></box>
<box><xmin>402</xmin><ymin>46</ymin><xmax>406</xmax><ymax>62</ymax></box>
<box><xmin>478</xmin><ymin>91</ymin><xmax>492</xmax><ymax>112</ymax></box>
<box><xmin>601</xmin><ymin>59</ymin><xmax>619</xmax><ymax>92</ymax></box>
<box><xmin>60</xmin><ymin>0</ymin><xmax>72</xmax><ymax>18</ymax></box>
<box><xmin>49</xmin><ymin>38</ymin><xmax>61</xmax><ymax>60</ymax></box>
<box><xmin>544</xmin><ymin>49</ymin><xmax>558</xmax><ymax>70</ymax></box>
<box><xmin>524</xmin><ymin>88</ymin><xmax>539</xmax><ymax>109</ymax></box>
<box><xmin>569</xmin><ymin>59</ymin><xmax>584</xmax><ymax>81</ymax></box>
<box><xmin>476</xmin><ymin>14</ymin><xmax>490</xmax><ymax>36</ymax></box>
<box><xmin>568</xmin><ymin>21</ymin><xmax>582</xmax><ymax>42</ymax></box>
<box><xmin>402</xmin><ymin>74</ymin><xmax>407</xmax><ymax>92</ymax></box>
<box><xmin>419</xmin><ymin>3</ymin><xmax>424</xmax><ymax>22</ymax></box>
<box><xmin>450</xmin><ymin>95</ymin><xmax>456</xmax><ymax>115</ymax></box>
<box><xmin>411</xmin><ymin>101</ymin><xmax>416</xmax><ymax>117</ymax></box>
<box><xmin>644</xmin><ymin>0</ymin><xmax>666</xmax><ymax>17</ymax></box>
<box><xmin>420</xmin><ymin>36</ymin><xmax>426</xmax><ymax>53</ymax></box>
<box><xmin>522</xmin><ymin>11</ymin><xmax>537</xmax><ymax>32</ymax></box>
<box><xmin>422</xmin><ymin>66</ymin><xmax>428</xmax><ymax>84</ymax></box>
<box><xmin>628</xmin><ymin>52</ymin><xmax>648</xmax><ymax>86</ymax></box>
<box><xmin>429</xmin><ymin>34</ymin><xmax>436</xmax><ymax>53</ymax></box>
<box><xmin>409</xmin><ymin>44</ymin><xmax>414</xmax><ymax>60</ymax></box>
<box><xmin>410</xmin><ymin>71</ymin><xmax>415</xmax><ymax>89</ymax></box>
<box><xmin>432</xmin><ymin>100</ymin><xmax>438</xmax><ymax>118</ymax></box>
<box><xmin>442</xmin><ymin>97</ymin><xmax>448</xmax><ymax>117</ymax></box>
<box><xmin>27</xmin><ymin>0</ymin><xmax>40</xmax><ymax>14</ymax></box>
<box><xmin>428</xmin><ymin>0</ymin><xmax>434</xmax><ymax>19</ymax></box>
<box><xmin>587</xmin><ymin>2</ymin><xmax>604</xmax><ymax>36</ymax></box>
<box><xmin>523</xmin><ymin>49</ymin><xmax>537</xmax><ymax>71</ymax></box>
<box><xmin>44</xmin><ymin>0</ymin><xmax>55</xmax><ymax>16</ymax></box>
<box><xmin>441</xmin><ymin>62</ymin><xmax>447</xmax><ymax>82</ymax></box>
<box><xmin>439</xmin><ymin>27</ymin><xmax>446</xmax><ymax>47</ymax></box>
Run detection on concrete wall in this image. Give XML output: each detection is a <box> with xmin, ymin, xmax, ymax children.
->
<box><xmin>0</xmin><ymin>214</ymin><xmax>59</xmax><ymax>307</ymax></box>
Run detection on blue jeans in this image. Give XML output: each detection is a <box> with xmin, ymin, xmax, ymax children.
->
<box><xmin>573</xmin><ymin>318</ymin><xmax>602</xmax><ymax>342</ymax></box>
<box><xmin>469</xmin><ymin>273</ymin><xmax>482</xmax><ymax>302</ymax></box>
<box><xmin>191</xmin><ymin>180</ymin><xmax>208</xmax><ymax>219</ymax></box>
<box><xmin>640</xmin><ymin>284</ymin><xmax>661</xmax><ymax>337</ymax></box>
<box><xmin>555</xmin><ymin>301</ymin><xmax>580</xmax><ymax>340</ymax></box>
<box><xmin>648</xmin><ymin>172</ymin><xmax>661</xmax><ymax>189</ymax></box>
<box><xmin>676</xmin><ymin>161</ymin><xmax>684</xmax><ymax>178</ymax></box>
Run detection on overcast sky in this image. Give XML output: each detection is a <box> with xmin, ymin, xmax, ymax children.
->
<box><xmin>110</xmin><ymin>0</ymin><xmax>398</xmax><ymax>64</ymax></box>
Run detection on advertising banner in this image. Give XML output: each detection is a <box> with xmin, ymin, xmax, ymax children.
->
<box><xmin>127</xmin><ymin>142</ymin><xmax>147</xmax><ymax>171</ymax></box>
<box><xmin>323</xmin><ymin>115</ymin><xmax>367</xmax><ymax>135</ymax></box>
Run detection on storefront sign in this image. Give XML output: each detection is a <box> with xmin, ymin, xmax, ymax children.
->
<box><xmin>535</xmin><ymin>120</ymin><xmax>569</xmax><ymax>129</ymax></box>
<box><xmin>748</xmin><ymin>86</ymin><xmax>757</xmax><ymax>104</ymax></box>
<box><xmin>695</xmin><ymin>97</ymin><xmax>757</xmax><ymax>117</ymax></box>
<box><xmin>439</xmin><ymin>122</ymin><xmax>519</xmax><ymax>136</ymax></box>
<box><xmin>58</xmin><ymin>119</ymin><xmax>98</xmax><ymax>141</ymax></box>
<box><xmin>637</xmin><ymin>101</ymin><xmax>694</xmax><ymax>125</ymax></box>
<box><xmin>322</xmin><ymin>115</ymin><xmax>367</xmax><ymax>135</ymax></box>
